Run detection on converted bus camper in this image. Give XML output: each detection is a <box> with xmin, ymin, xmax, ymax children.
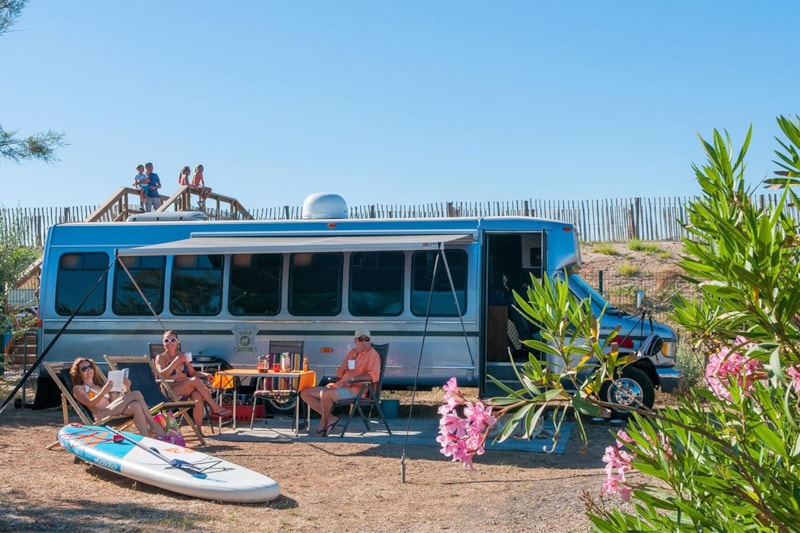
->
<box><xmin>37</xmin><ymin>194</ymin><xmax>681</xmax><ymax>401</ymax></box>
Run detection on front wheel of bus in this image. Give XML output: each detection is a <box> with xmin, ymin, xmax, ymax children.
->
<box><xmin>599</xmin><ymin>366</ymin><xmax>655</xmax><ymax>419</ymax></box>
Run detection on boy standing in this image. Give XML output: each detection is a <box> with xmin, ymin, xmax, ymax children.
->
<box><xmin>132</xmin><ymin>164</ymin><xmax>149</xmax><ymax>208</ymax></box>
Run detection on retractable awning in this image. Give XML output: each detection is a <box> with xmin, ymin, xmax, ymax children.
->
<box><xmin>117</xmin><ymin>233</ymin><xmax>475</xmax><ymax>257</ymax></box>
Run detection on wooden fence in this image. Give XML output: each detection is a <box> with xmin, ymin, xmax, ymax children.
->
<box><xmin>3</xmin><ymin>194</ymin><xmax>798</xmax><ymax>248</ymax></box>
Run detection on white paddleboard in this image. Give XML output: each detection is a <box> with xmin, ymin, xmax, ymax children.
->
<box><xmin>58</xmin><ymin>424</ymin><xmax>280</xmax><ymax>503</ymax></box>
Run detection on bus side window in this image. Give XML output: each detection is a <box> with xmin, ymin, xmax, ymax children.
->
<box><xmin>349</xmin><ymin>251</ymin><xmax>404</xmax><ymax>316</ymax></box>
<box><xmin>170</xmin><ymin>254</ymin><xmax>224</xmax><ymax>316</ymax></box>
<box><xmin>113</xmin><ymin>255</ymin><xmax>165</xmax><ymax>315</ymax></box>
<box><xmin>288</xmin><ymin>252</ymin><xmax>343</xmax><ymax>316</ymax></box>
<box><xmin>56</xmin><ymin>252</ymin><xmax>109</xmax><ymax>316</ymax></box>
<box><xmin>410</xmin><ymin>250</ymin><xmax>468</xmax><ymax>316</ymax></box>
<box><xmin>229</xmin><ymin>253</ymin><xmax>282</xmax><ymax>316</ymax></box>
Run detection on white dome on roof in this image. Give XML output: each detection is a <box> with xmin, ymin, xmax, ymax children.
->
<box><xmin>301</xmin><ymin>193</ymin><xmax>348</xmax><ymax>220</ymax></box>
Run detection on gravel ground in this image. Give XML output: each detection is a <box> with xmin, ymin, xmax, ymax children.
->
<box><xmin>0</xmin><ymin>398</ymin><xmax>624</xmax><ymax>533</ymax></box>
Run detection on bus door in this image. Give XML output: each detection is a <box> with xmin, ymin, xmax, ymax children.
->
<box><xmin>482</xmin><ymin>232</ymin><xmax>545</xmax><ymax>395</ymax></box>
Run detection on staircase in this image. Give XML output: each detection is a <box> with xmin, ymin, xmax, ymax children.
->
<box><xmin>2</xmin><ymin>330</ymin><xmax>37</xmax><ymax>375</ymax></box>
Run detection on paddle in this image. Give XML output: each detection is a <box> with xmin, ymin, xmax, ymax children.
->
<box><xmin>103</xmin><ymin>426</ymin><xmax>207</xmax><ymax>478</ymax></box>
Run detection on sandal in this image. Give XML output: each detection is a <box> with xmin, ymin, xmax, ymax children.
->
<box><xmin>316</xmin><ymin>418</ymin><xmax>339</xmax><ymax>437</ymax></box>
<box><xmin>214</xmin><ymin>408</ymin><xmax>232</xmax><ymax>418</ymax></box>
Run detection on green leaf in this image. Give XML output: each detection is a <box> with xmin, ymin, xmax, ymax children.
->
<box><xmin>571</xmin><ymin>395</ymin><xmax>602</xmax><ymax>416</ymax></box>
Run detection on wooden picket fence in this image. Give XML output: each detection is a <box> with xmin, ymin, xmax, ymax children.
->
<box><xmin>3</xmin><ymin>193</ymin><xmax>798</xmax><ymax>248</ymax></box>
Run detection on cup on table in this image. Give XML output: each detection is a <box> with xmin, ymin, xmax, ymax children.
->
<box><xmin>184</xmin><ymin>352</ymin><xmax>192</xmax><ymax>363</ymax></box>
<box><xmin>272</xmin><ymin>362</ymin><xmax>280</xmax><ymax>372</ymax></box>
<box><xmin>347</xmin><ymin>359</ymin><xmax>356</xmax><ymax>370</ymax></box>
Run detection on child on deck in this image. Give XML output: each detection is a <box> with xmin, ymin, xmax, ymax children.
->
<box><xmin>192</xmin><ymin>164</ymin><xmax>212</xmax><ymax>208</ymax></box>
<box><xmin>132</xmin><ymin>164</ymin><xmax>149</xmax><ymax>207</ymax></box>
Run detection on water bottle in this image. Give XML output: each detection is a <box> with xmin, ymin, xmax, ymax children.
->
<box><xmin>280</xmin><ymin>353</ymin><xmax>290</xmax><ymax>372</ymax></box>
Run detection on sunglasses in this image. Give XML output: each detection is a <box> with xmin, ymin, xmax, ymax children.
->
<box><xmin>356</xmin><ymin>337</ymin><xmax>371</xmax><ymax>342</ymax></box>
<box><xmin>163</xmin><ymin>338</ymin><xmax>179</xmax><ymax>344</ymax></box>
<box><xmin>79</xmin><ymin>365</ymin><xmax>93</xmax><ymax>372</ymax></box>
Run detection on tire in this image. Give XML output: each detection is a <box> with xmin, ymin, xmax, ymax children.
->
<box><xmin>599</xmin><ymin>366</ymin><xmax>655</xmax><ymax>419</ymax></box>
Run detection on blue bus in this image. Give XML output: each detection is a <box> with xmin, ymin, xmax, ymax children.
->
<box><xmin>37</xmin><ymin>194</ymin><xmax>681</xmax><ymax>402</ymax></box>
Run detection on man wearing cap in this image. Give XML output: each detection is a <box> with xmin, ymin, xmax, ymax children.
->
<box><xmin>300</xmin><ymin>330</ymin><xmax>381</xmax><ymax>436</ymax></box>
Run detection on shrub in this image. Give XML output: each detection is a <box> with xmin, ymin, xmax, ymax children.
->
<box><xmin>585</xmin><ymin>117</ymin><xmax>800</xmax><ymax>530</ymax></box>
<box><xmin>592</xmin><ymin>243</ymin><xmax>619</xmax><ymax>256</ymax></box>
<box><xmin>616</xmin><ymin>262</ymin><xmax>639</xmax><ymax>277</ymax></box>
<box><xmin>439</xmin><ymin>115</ymin><xmax>800</xmax><ymax>532</ymax></box>
<box><xmin>626</xmin><ymin>239</ymin><xmax>663</xmax><ymax>254</ymax></box>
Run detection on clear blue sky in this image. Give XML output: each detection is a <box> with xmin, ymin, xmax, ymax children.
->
<box><xmin>2</xmin><ymin>0</ymin><xmax>798</xmax><ymax>210</ymax></box>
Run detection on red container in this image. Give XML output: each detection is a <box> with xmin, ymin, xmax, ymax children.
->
<box><xmin>211</xmin><ymin>404</ymin><xmax>264</xmax><ymax>422</ymax></box>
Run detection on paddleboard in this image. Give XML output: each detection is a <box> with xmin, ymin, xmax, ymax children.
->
<box><xmin>58</xmin><ymin>424</ymin><xmax>280</xmax><ymax>503</ymax></box>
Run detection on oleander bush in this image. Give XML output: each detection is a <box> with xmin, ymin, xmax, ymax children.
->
<box><xmin>440</xmin><ymin>115</ymin><xmax>800</xmax><ymax>532</ymax></box>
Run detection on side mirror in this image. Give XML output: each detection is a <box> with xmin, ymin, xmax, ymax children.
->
<box><xmin>639</xmin><ymin>334</ymin><xmax>664</xmax><ymax>357</ymax></box>
<box><xmin>635</xmin><ymin>290</ymin><xmax>645</xmax><ymax>310</ymax></box>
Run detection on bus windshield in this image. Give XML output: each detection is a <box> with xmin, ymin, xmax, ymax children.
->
<box><xmin>561</xmin><ymin>272</ymin><xmax>623</xmax><ymax>316</ymax></box>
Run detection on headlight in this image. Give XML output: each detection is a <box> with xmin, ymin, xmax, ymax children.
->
<box><xmin>662</xmin><ymin>340</ymin><xmax>677</xmax><ymax>358</ymax></box>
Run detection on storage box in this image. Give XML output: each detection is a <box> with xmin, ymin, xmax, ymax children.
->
<box><xmin>381</xmin><ymin>399</ymin><xmax>400</xmax><ymax>419</ymax></box>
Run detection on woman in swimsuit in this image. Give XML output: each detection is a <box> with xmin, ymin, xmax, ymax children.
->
<box><xmin>154</xmin><ymin>330</ymin><xmax>231</xmax><ymax>432</ymax></box>
<box><xmin>70</xmin><ymin>358</ymin><xmax>167</xmax><ymax>438</ymax></box>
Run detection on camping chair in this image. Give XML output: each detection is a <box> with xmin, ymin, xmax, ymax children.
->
<box><xmin>148</xmin><ymin>341</ymin><xmax>216</xmax><ymax>434</ymax></box>
<box><xmin>250</xmin><ymin>340</ymin><xmax>304</xmax><ymax>430</ymax></box>
<box><xmin>44</xmin><ymin>361</ymin><xmax>136</xmax><ymax>429</ymax></box>
<box><xmin>103</xmin><ymin>355</ymin><xmax>206</xmax><ymax>445</ymax></box>
<box><xmin>44</xmin><ymin>361</ymin><xmax>140</xmax><ymax>450</ymax></box>
<box><xmin>329</xmin><ymin>343</ymin><xmax>392</xmax><ymax>437</ymax></box>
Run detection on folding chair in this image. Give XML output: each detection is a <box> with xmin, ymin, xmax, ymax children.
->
<box><xmin>148</xmin><ymin>341</ymin><xmax>216</xmax><ymax>434</ymax></box>
<box><xmin>250</xmin><ymin>340</ymin><xmax>304</xmax><ymax>430</ymax></box>
<box><xmin>44</xmin><ymin>361</ymin><xmax>138</xmax><ymax>450</ymax></box>
<box><xmin>44</xmin><ymin>362</ymin><xmax>135</xmax><ymax>429</ymax></box>
<box><xmin>329</xmin><ymin>343</ymin><xmax>392</xmax><ymax>437</ymax></box>
<box><xmin>103</xmin><ymin>355</ymin><xmax>206</xmax><ymax>445</ymax></box>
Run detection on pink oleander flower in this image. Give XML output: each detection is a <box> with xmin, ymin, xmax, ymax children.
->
<box><xmin>600</xmin><ymin>428</ymin><xmax>672</xmax><ymax>502</ymax></box>
<box><xmin>601</xmin><ymin>432</ymin><xmax>634</xmax><ymax>502</ymax></box>
<box><xmin>437</xmin><ymin>377</ymin><xmax>498</xmax><ymax>470</ymax></box>
<box><xmin>705</xmin><ymin>336</ymin><xmax>762</xmax><ymax>402</ymax></box>
<box><xmin>787</xmin><ymin>365</ymin><xmax>800</xmax><ymax>395</ymax></box>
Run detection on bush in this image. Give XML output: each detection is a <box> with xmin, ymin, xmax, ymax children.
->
<box><xmin>626</xmin><ymin>239</ymin><xmax>663</xmax><ymax>254</ymax></box>
<box><xmin>592</xmin><ymin>243</ymin><xmax>620</xmax><ymax>256</ymax></box>
<box><xmin>439</xmin><ymin>115</ymin><xmax>800</xmax><ymax>532</ymax></box>
<box><xmin>585</xmin><ymin>117</ymin><xmax>800</xmax><ymax>530</ymax></box>
<box><xmin>616</xmin><ymin>262</ymin><xmax>639</xmax><ymax>278</ymax></box>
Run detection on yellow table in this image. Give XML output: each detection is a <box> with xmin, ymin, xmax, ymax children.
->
<box><xmin>213</xmin><ymin>368</ymin><xmax>316</xmax><ymax>436</ymax></box>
